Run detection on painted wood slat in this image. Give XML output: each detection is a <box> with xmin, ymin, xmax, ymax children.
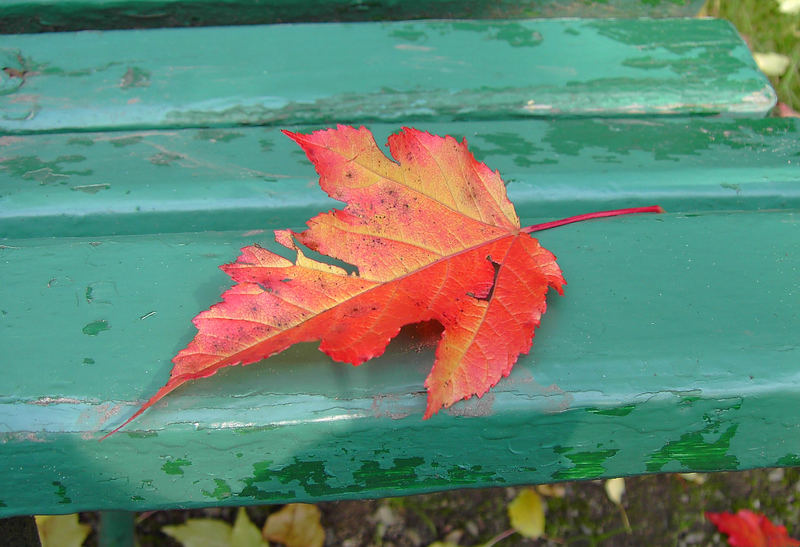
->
<box><xmin>1</xmin><ymin>210</ymin><xmax>798</xmax><ymax>516</ymax></box>
<box><xmin>0</xmin><ymin>0</ymin><xmax>707</xmax><ymax>33</ymax></box>
<box><xmin>2</xmin><ymin>118</ymin><xmax>798</xmax><ymax>239</ymax></box>
<box><xmin>0</xmin><ymin>18</ymin><xmax>775</xmax><ymax>133</ymax></box>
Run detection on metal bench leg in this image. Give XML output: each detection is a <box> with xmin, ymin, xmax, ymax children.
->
<box><xmin>99</xmin><ymin>511</ymin><xmax>135</xmax><ymax>547</ymax></box>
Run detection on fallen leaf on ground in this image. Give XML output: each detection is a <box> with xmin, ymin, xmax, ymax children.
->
<box><xmin>706</xmin><ymin>509</ymin><xmax>800</xmax><ymax>547</ymax></box>
<box><xmin>161</xmin><ymin>507</ymin><xmax>267</xmax><ymax>547</ymax></box>
<box><xmin>508</xmin><ymin>488</ymin><xmax>545</xmax><ymax>539</ymax></box>
<box><xmin>678</xmin><ymin>472</ymin><xmax>707</xmax><ymax>485</ymax></box>
<box><xmin>35</xmin><ymin>514</ymin><xmax>91</xmax><ymax>547</ymax></box>
<box><xmin>778</xmin><ymin>0</ymin><xmax>800</xmax><ymax>15</ymax></box>
<box><xmin>536</xmin><ymin>484</ymin><xmax>566</xmax><ymax>498</ymax></box>
<box><xmin>604</xmin><ymin>477</ymin><xmax>625</xmax><ymax>505</ymax></box>
<box><xmin>104</xmin><ymin>126</ymin><xmax>662</xmax><ymax>436</ymax></box>
<box><xmin>753</xmin><ymin>52</ymin><xmax>791</xmax><ymax>77</ymax></box>
<box><xmin>263</xmin><ymin>503</ymin><xmax>324</xmax><ymax>547</ymax></box>
<box><xmin>777</xmin><ymin>103</ymin><xmax>800</xmax><ymax>118</ymax></box>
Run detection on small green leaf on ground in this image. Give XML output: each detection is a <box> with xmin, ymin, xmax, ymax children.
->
<box><xmin>162</xmin><ymin>508</ymin><xmax>267</xmax><ymax>547</ymax></box>
<box><xmin>753</xmin><ymin>52</ymin><xmax>792</xmax><ymax>77</ymax></box>
<box><xmin>508</xmin><ymin>488</ymin><xmax>545</xmax><ymax>539</ymax></box>
<box><xmin>35</xmin><ymin>514</ymin><xmax>91</xmax><ymax>547</ymax></box>
<box><xmin>263</xmin><ymin>503</ymin><xmax>324</xmax><ymax>547</ymax></box>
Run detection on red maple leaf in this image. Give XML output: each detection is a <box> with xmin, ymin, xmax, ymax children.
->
<box><xmin>707</xmin><ymin>510</ymin><xmax>800</xmax><ymax>547</ymax></box>
<box><xmin>104</xmin><ymin>126</ymin><xmax>661</xmax><ymax>437</ymax></box>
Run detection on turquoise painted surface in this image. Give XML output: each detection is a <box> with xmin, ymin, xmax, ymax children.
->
<box><xmin>1</xmin><ymin>209</ymin><xmax>798</xmax><ymax>515</ymax></box>
<box><xmin>0</xmin><ymin>0</ymin><xmax>707</xmax><ymax>33</ymax></box>
<box><xmin>0</xmin><ymin>19</ymin><xmax>773</xmax><ymax>133</ymax></box>
<box><xmin>2</xmin><ymin>119</ymin><xmax>798</xmax><ymax>239</ymax></box>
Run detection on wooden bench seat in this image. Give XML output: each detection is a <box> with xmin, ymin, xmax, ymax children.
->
<box><xmin>2</xmin><ymin>117</ymin><xmax>799</xmax><ymax>516</ymax></box>
<box><xmin>0</xmin><ymin>18</ymin><xmax>774</xmax><ymax>134</ymax></box>
<box><xmin>1</xmin><ymin>3</ymin><xmax>798</xmax><ymax>542</ymax></box>
<box><xmin>3</xmin><ymin>118</ymin><xmax>799</xmax><ymax>239</ymax></box>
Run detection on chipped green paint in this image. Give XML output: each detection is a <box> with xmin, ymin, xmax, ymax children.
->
<box><xmin>621</xmin><ymin>51</ymin><xmax>749</xmax><ymax>79</ymax></box>
<box><xmin>777</xmin><ymin>455</ymin><xmax>800</xmax><ymax>467</ymax></box>
<box><xmin>0</xmin><ymin>18</ymin><xmax>773</xmax><ymax>134</ymax></box>
<box><xmin>258</xmin><ymin>138</ymin><xmax>274</xmax><ymax>151</ymax></box>
<box><xmin>81</xmin><ymin>320</ymin><xmax>109</xmax><ymax>336</ymax></box>
<box><xmin>71</xmin><ymin>183</ymin><xmax>110</xmax><ymax>194</ymax></box>
<box><xmin>202</xmin><ymin>479</ymin><xmax>232</xmax><ymax>500</ymax></box>
<box><xmin>678</xmin><ymin>395</ymin><xmax>703</xmax><ymax>407</ymax></box>
<box><xmin>119</xmin><ymin>66</ymin><xmax>150</xmax><ymax>88</ymax></box>
<box><xmin>236</xmin><ymin>456</ymin><xmax>503</xmax><ymax>501</ymax></box>
<box><xmin>353</xmin><ymin>457</ymin><xmax>425</xmax><ymax>489</ymax></box>
<box><xmin>450</xmin><ymin>21</ymin><xmax>544</xmax><ymax>48</ymax></box>
<box><xmin>52</xmin><ymin>481</ymin><xmax>71</xmax><ymax>504</ymax></box>
<box><xmin>161</xmin><ymin>458</ymin><xmax>192</xmax><ymax>475</ymax></box>
<box><xmin>552</xmin><ymin>447</ymin><xmax>620</xmax><ymax>480</ymax></box>
<box><xmin>542</xmin><ymin>118</ymin><xmax>783</xmax><ymax>162</ymax></box>
<box><xmin>587</xmin><ymin>405</ymin><xmax>636</xmax><ymax>417</ymax></box>
<box><xmin>441</xmin><ymin>465</ymin><xmax>501</xmax><ymax>486</ymax></box>
<box><xmin>68</xmin><ymin>137</ymin><xmax>94</xmax><ymax>146</ymax></box>
<box><xmin>109</xmin><ymin>136</ymin><xmax>143</xmax><ymax>148</ymax></box>
<box><xmin>233</xmin><ymin>424</ymin><xmax>278</xmax><ymax>435</ymax></box>
<box><xmin>195</xmin><ymin>129</ymin><xmax>244</xmax><ymax>143</ymax></box>
<box><xmin>389</xmin><ymin>26</ymin><xmax>428</xmax><ymax>42</ymax></box>
<box><xmin>470</xmin><ymin>131</ymin><xmax>550</xmax><ymax>168</ymax></box>
<box><xmin>125</xmin><ymin>431</ymin><xmax>157</xmax><ymax>439</ymax></box>
<box><xmin>0</xmin><ymin>155</ymin><xmax>91</xmax><ymax>184</ymax></box>
<box><xmin>646</xmin><ymin>423</ymin><xmax>739</xmax><ymax>472</ymax></box>
<box><xmin>149</xmin><ymin>152</ymin><xmax>182</xmax><ymax>166</ymax></box>
<box><xmin>720</xmin><ymin>183</ymin><xmax>742</xmax><ymax>194</ymax></box>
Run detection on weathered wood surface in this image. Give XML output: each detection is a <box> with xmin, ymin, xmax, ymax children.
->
<box><xmin>2</xmin><ymin>119</ymin><xmax>799</xmax><ymax>239</ymax></box>
<box><xmin>0</xmin><ymin>18</ymin><xmax>775</xmax><ymax>134</ymax></box>
<box><xmin>0</xmin><ymin>0</ymin><xmax>706</xmax><ymax>33</ymax></box>
<box><xmin>1</xmin><ymin>119</ymin><xmax>798</xmax><ymax>517</ymax></box>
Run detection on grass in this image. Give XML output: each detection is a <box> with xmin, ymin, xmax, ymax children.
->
<box><xmin>702</xmin><ymin>0</ymin><xmax>800</xmax><ymax>112</ymax></box>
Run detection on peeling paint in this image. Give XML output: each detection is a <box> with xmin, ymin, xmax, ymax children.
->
<box><xmin>82</xmin><ymin>319</ymin><xmax>110</xmax><ymax>335</ymax></box>
<box><xmin>202</xmin><ymin>479</ymin><xmax>232</xmax><ymax>500</ymax></box>
<box><xmin>31</xmin><ymin>397</ymin><xmax>83</xmax><ymax>405</ymax></box>
<box><xmin>646</xmin><ymin>421</ymin><xmax>739</xmax><ymax>473</ymax></box>
<box><xmin>552</xmin><ymin>446</ymin><xmax>619</xmax><ymax>480</ymax></box>
<box><xmin>162</xmin><ymin>458</ymin><xmax>192</xmax><ymax>475</ymax></box>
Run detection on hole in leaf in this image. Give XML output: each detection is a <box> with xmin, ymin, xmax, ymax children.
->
<box><xmin>291</xmin><ymin>235</ymin><xmax>360</xmax><ymax>276</ymax></box>
<box><xmin>393</xmin><ymin>320</ymin><xmax>444</xmax><ymax>352</ymax></box>
<box><xmin>468</xmin><ymin>257</ymin><xmax>502</xmax><ymax>302</ymax></box>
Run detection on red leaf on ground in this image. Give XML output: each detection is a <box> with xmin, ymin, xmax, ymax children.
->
<box><xmin>707</xmin><ymin>510</ymin><xmax>800</xmax><ymax>547</ymax></box>
<box><xmin>103</xmin><ymin>125</ymin><xmax>662</xmax><ymax>437</ymax></box>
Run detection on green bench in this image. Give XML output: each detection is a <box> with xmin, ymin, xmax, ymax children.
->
<box><xmin>2</xmin><ymin>0</ymin><xmax>799</xmax><ymax>544</ymax></box>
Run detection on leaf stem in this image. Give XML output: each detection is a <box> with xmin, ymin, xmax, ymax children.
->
<box><xmin>521</xmin><ymin>205</ymin><xmax>664</xmax><ymax>234</ymax></box>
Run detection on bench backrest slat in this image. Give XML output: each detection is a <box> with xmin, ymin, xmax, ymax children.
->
<box><xmin>1</xmin><ymin>0</ymin><xmax>707</xmax><ymax>33</ymax></box>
